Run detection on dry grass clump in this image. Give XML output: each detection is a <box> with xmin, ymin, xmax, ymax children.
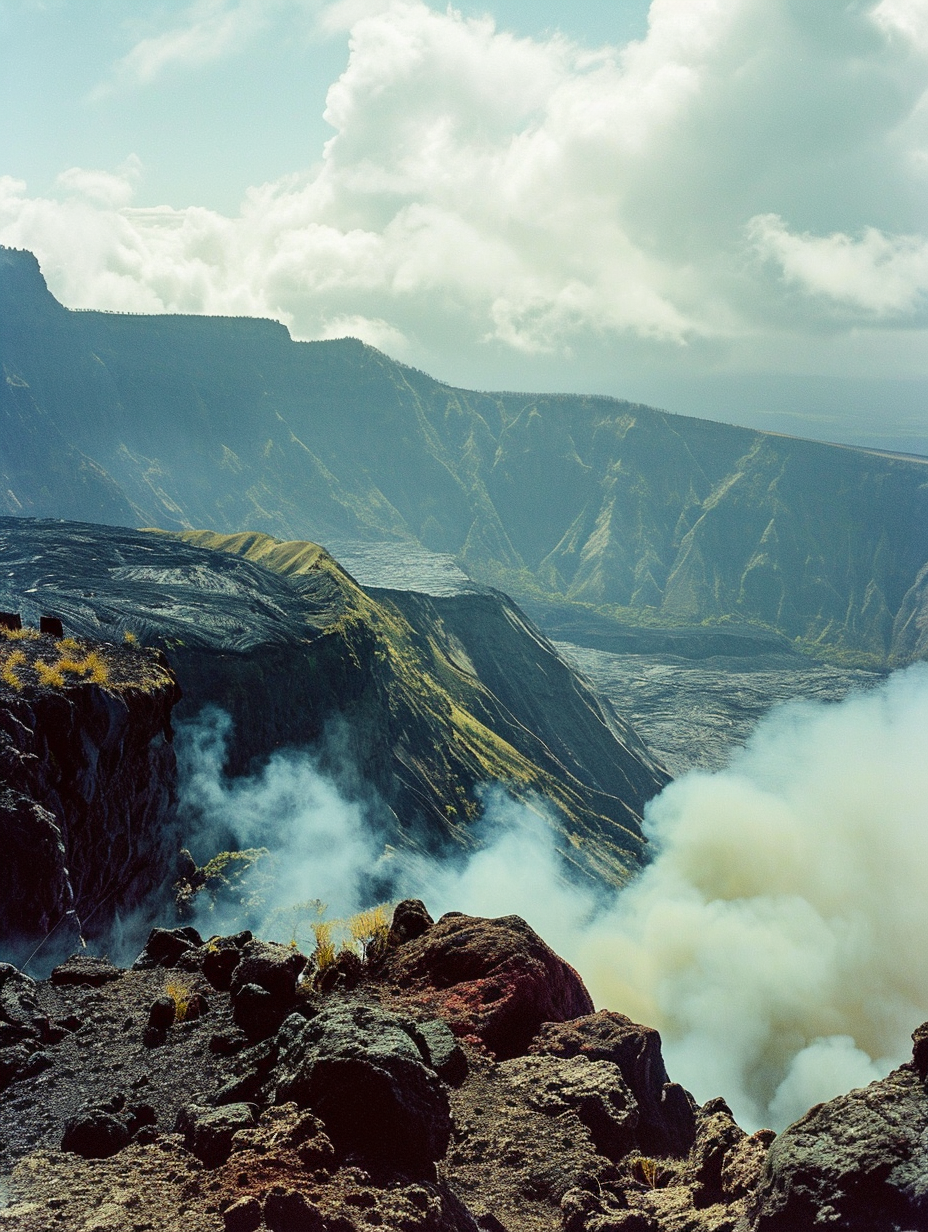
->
<box><xmin>0</xmin><ymin>628</ymin><xmax>172</xmax><ymax>695</ymax></box>
<box><xmin>310</xmin><ymin>904</ymin><xmax>393</xmax><ymax>978</ymax></box>
<box><xmin>164</xmin><ymin>980</ymin><xmax>195</xmax><ymax>1021</ymax></box>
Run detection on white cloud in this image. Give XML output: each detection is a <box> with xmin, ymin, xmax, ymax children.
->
<box><xmin>54</xmin><ymin>157</ymin><xmax>142</xmax><ymax>209</ymax></box>
<box><xmin>749</xmin><ymin>213</ymin><xmax>928</xmax><ymax>315</ymax></box>
<box><xmin>99</xmin><ymin>0</ymin><xmax>299</xmax><ymax>91</ymax></box>
<box><xmin>3</xmin><ymin>0</ymin><xmax>928</xmax><ymax>374</ymax></box>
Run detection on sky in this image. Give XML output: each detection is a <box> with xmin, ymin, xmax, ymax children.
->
<box><xmin>2</xmin><ymin>0</ymin><xmax>927</xmax><ymax>451</ymax></box>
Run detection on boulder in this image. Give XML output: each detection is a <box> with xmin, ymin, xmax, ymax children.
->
<box><xmin>229</xmin><ymin>940</ymin><xmax>307</xmax><ymax>1002</ymax></box>
<box><xmin>132</xmin><ymin>926</ymin><xmax>202</xmax><ymax>970</ymax></box>
<box><xmin>50</xmin><ymin>954</ymin><xmax>123</xmax><ymax>987</ymax></box>
<box><xmin>385</xmin><ymin>913</ymin><xmax>594</xmax><ymax>1059</ymax></box>
<box><xmin>687</xmin><ymin>1097</ymin><xmax>747</xmax><ymax>1206</ymax></box>
<box><xmin>263</xmin><ymin>1187</ymin><xmax>327</xmax><ymax>1232</ymax></box>
<box><xmin>388</xmin><ymin>899</ymin><xmax>434</xmax><ymax>947</ymax></box>
<box><xmin>201</xmin><ymin>933</ymin><xmax>252</xmax><ymax>990</ymax></box>
<box><xmin>223</xmin><ymin>1197</ymin><xmax>262</xmax><ymax>1232</ymax></box>
<box><xmin>61</xmin><ymin>1108</ymin><xmax>131</xmax><ymax>1158</ymax></box>
<box><xmin>529</xmin><ymin>1011</ymin><xmax>696</xmax><ymax>1156</ymax></box>
<box><xmin>500</xmin><ymin>1053</ymin><xmax>639</xmax><ymax>1161</ymax></box>
<box><xmin>232</xmin><ymin>982</ymin><xmax>289</xmax><ymax>1040</ymax></box>
<box><xmin>176</xmin><ymin>1102</ymin><xmax>258</xmax><ymax>1167</ymax></box>
<box><xmin>749</xmin><ymin>1035</ymin><xmax>928</xmax><ymax>1231</ymax></box>
<box><xmin>272</xmin><ymin>1003</ymin><xmax>453</xmax><ymax>1170</ymax></box>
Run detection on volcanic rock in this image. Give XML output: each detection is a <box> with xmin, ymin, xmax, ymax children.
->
<box><xmin>385</xmin><ymin>912</ymin><xmax>594</xmax><ymax>1058</ymax></box>
<box><xmin>529</xmin><ymin>1010</ymin><xmax>697</xmax><ymax>1156</ymax></box>
<box><xmin>749</xmin><ymin>1036</ymin><xmax>928</xmax><ymax>1231</ymax></box>
<box><xmin>499</xmin><ymin>1053</ymin><xmax>639</xmax><ymax>1161</ymax></box>
<box><xmin>273</xmin><ymin>1003</ymin><xmax>454</xmax><ymax>1170</ymax></box>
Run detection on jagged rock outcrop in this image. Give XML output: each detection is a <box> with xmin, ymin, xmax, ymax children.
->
<box><xmin>384</xmin><ymin>911</ymin><xmax>595</xmax><ymax>1058</ymax></box>
<box><xmin>748</xmin><ymin>1031</ymin><xmax>928</xmax><ymax>1231</ymax></box>
<box><xmin>529</xmin><ymin>1010</ymin><xmax>697</xmax><ymax>1157</ymax></box>
<box><xmin>0</xmin><ymin>634</ymin><xmax>180</xmax><ymax>955</ymax></box>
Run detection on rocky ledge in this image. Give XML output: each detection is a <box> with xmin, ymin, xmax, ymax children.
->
<box><xmin>1</xmin><ymin>903</ymin><xmax>924</xmax><ymax>1231</ymax></box>
<box><xmin>0</xmin><ymin>627</ymin><xmax>181</xmax><ymax>954</ymax></box>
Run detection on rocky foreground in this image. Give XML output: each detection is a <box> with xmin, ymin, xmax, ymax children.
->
<box><xmin>1</xmin><ymin>904</ymin><xmax>926</xmax><ymax>1231</ymax></box>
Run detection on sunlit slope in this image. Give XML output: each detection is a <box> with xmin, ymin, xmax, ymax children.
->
<box><xmin>148</xmin><ymin>527</ymin><xmax>668</xmax><ymax>884</ymax></box>
<box><xmin>3</xmin><ymin>245</ymin><xmax>927</xmax><ymax>664</ymax></box>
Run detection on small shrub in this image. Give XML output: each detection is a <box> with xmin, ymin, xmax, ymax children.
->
<box><xmin>630</xmin><ymin>1156</ymin><xmax>671</xmax><ymax>1189</ymax></box>
<box><xmin>347</xmin><ymin>904</ymin><xmax>392</xmax><ymax>963</ymax></box>
<box><xmin>164</xmin><ymin>980</ymin><xmax>194</xmax><ymax>1021</ymax></box>
<box><xmin>1</xmin><ymin>627</ymin><xmax>39</xmax><ymax>642</ymax></box>
<box><xmin>123</xmin><ymin>630</ymin><xmax>137</xmax><ymax>645</ymax></box>
<box><xmin>81</xmin><ymin>651</ymin><xmax>109</xmax><ymax>685</ymax></box>
<box><xmin>312</xmin><ymin>921</ymin><xmax>337</xmax><ymax>975</ymax></box>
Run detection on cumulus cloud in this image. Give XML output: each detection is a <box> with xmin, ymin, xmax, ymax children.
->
<box><xmin>2</xmin><ymin>0</ymin><xmax>927</xmax><ymax>375</ymax></box>
<box><xmin>177</xmin><ymin>667</ymin><xmax>928</xmax><ymax>1131</ymax></box>
<box><xmin>749</xmin><ymin>213</ymin><xmax>928</xmax><ymax>315</ymax></box>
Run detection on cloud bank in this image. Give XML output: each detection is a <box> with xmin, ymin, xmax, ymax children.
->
<box><xmin>179</xmin><ymin>665</ymin><xmax>928</xmax><ymax>1131</ymax></box>
<box><xmin>2</xmin><ymin>0</ymin><xmax>927</xmax><ymax>381</ymax></box>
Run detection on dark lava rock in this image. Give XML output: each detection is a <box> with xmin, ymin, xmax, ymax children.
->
<box><xmin>229</xmin><ymin>940</ymin><xmax>308</xmax><ymax>1002</ymax></box>
<box><xmin>529</xmin><ymin>1011</ymin><xmax>696</xmax><ymax>1156</ymax></box>
<box><xmin>147</xmin><ymin>995</ymin><xmax>176</xmax><ymax>1031</ymax></box>
<box><xmin>0</xmin><ymin>1043</ymin><xmax>51</xmax><ymax>1091</ymax></box>
<box><xmin>385</xmin><ymin>913</ymin><xmax>594</xmax><ymax>1059</ymax></box>
<box><xmin>223</xmin><ymin>1196</ymin><xmax>262</xmax><ymax>1232</ymax></box>
<box><xmin>389</xmin><ymin>898</ymin><xmax>434</xmax><ymax>947</ymax></box>
<box><xmin>176</xmin><ymin>1102</ymin><xmax>258</xmax><ymax>1167</ymax></box>
<box><xmin>273</xmin><ymin>1004</ymin><xmax>453</xmax><ymax>1170</ymax></box>
<box><xmin>264</xmin><ymin>1187</ymin><xmax>327</xmax><ymax>1232</ymax></box>
<box><xmin>50</xmin><ymin>953</ymin><xmax>123</xmax><ymax>986</ymax></box>
<box><xmin>499</xmin><ymin>1053</ymin><xmax>639</xmax><ymax>1162</ymax></box>
<box><xmin>202</xmin><ymin>937</ymin><xmax>249</xmax><ymax>991</ymax></box>
<box><xmin>749</xmin><ymin>1050</ymin><xmax>928</xmax><ymax>1231</ymax></box>
<box><xmin>133</xmin><ymin>925</ymin><xmax>203</xmax><ymax>970</ymax></box>
<box><xmin>61</xmin><ymin>1108</ymin><xmax>131</xmax><ymax>1158</ymax></box>
<box><xmin>232</xmin><ymin>982</ymin><xmax>288</xmax><ymax>1040</ymax></box>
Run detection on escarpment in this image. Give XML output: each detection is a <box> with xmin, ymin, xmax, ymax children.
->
<box><xmin>0</xmin><ymin>518</ymin><xmax>669</xmax><ymax>887</ymax></box>
<box><xmin>0</xmin><ymin>628</ymin><xmax>181</xmax><ymax>955</ymax></box>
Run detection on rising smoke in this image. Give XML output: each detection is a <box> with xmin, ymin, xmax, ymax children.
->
<box><xmin>177</xmin><ymin>665</ymin><xmax>928</xmax><ymax>1131</ymax></box>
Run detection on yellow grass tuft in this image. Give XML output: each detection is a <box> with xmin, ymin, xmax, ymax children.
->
<box><xmin>1</xmin><ymin>649</ymin><xmax>26</xmax><ymax>689</ymax></box>
<box><xmin>164</xmin><ymin>980</ymin><xmax>194</xmax><ymax>1021</ymax></box>
<box><xmin>35</xmin><ymin>660</ymin><xmax>66</xmax><ymax>688</ymax></box>
<box><xmin>1</xmin><ymin>626</ymin><xmax>40</xmax><ymax>642</ymax></box>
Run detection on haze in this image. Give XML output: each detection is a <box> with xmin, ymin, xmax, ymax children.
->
<box><xmin>2</xmin><ymin>0</ymin><xmax>927</xmax><ymax>451</ymax></box>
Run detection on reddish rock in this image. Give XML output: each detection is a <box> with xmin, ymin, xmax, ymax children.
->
<box><xmin>529</xmin><ymin>1010</ymin><xmax>696</xmax><ymax>1157</ymax></box>
<box><xmin>384</xmin><ymin>912</ymin><xmax>593</xmax><ymax>1059</ymax></box>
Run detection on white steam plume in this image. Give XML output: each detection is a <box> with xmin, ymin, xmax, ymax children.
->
<box><xmin>177</xmin><ymin>666</ymin><xmax>928</xmax><ymax>1130</ymax></box>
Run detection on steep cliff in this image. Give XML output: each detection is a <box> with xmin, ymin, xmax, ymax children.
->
<box><xmin>0</xmin><ymin>518</ymin><xmax>668</xmax><ymax>889</ymax></box>
<box><xmin>0</xmin><ymin>629</ymin><xmax>180</xmax><ymax>957</ymax></box>
<box><xmin>2</xmin><ymin>246</ymin><xmax>926</xmax><ymax>664</ymax></box>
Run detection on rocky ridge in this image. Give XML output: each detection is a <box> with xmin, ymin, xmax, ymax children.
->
<box><xmin>1</xmin><ymin>904</ymin><xmax>924</xmax><ymax>1231</ymax></box>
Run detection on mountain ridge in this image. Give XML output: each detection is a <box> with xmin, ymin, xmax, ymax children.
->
<box><xmin>3</xmin><ymin>245</ymin><xmax>927</xmax><ymax>665</ymax></box>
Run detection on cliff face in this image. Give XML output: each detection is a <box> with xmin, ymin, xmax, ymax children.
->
<box><xmin>0</xmin><ymin>636</ymin><xmax>180</xmax><ymax>955</ymax></box>
<box><xmin>2</xmin><ymin>246</ymin><xmax>926</xmax><ymax>664</ymax></box>
<box><xmin>0</xmin><ymin>519</ymin><xmax>668</xmax><ymax>888</ymax></box>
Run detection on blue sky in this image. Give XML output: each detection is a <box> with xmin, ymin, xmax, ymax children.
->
<box><xmin>2</xmin><ymin>0</ymin><xmax>927</xmax><ymax>451</ymax></box>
